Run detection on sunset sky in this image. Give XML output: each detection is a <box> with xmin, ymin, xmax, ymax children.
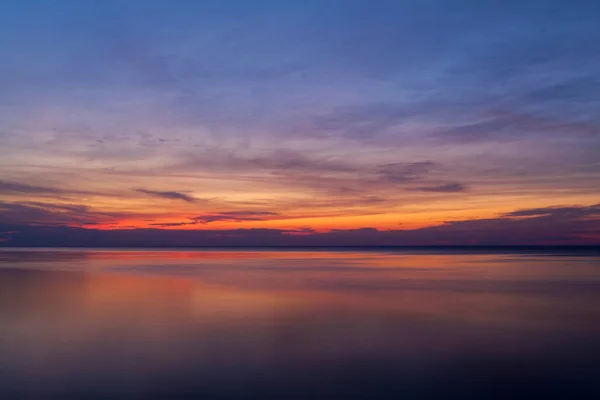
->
<box><xmin>1</xmin><ymin>0</ymin><xmax>599</xmax><ymax>246</ymax></box>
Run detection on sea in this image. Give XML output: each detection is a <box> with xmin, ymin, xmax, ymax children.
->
<box><xmin>1</xmin><ymin>247</ymin><xmax>599</xmax><ymax>399</ymax></box>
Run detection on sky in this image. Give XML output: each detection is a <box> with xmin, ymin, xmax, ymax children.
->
<box><xmin>1</xmin><ymin>0</ymin><xmax>599</xmax><ymax>246</ymax></box>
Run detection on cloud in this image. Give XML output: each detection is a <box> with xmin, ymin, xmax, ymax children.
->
<box><xmin>191</xmin><ymin>211</ymin><xmax>279</xmax><ymax>224</ymax></box>
<box><xmin>177</xmin><ymin>149</ymin><xmax>357</xmax><ymax>176</ymax></box>
<box><xmin>134</xmin><ymin>188</ymin><xmax>196</xmax><ymax>203</ymax></box>
<box><xmin>0</xmin><ymin>180</ymin><xmax>62</xmax><ymax>194</ymax></box>
<box><xmin>436</xmin><ymin>116</ymin><xmax>524</xmax><ymax>143</ymax></box>
<box><xmin>143</xmin><ymin>211</ymin><xmax>282</xmax><ymax>226</ymax></box>
<box><xmin>2</xmin><ymin>203</ymin><xmax>598</xmax><ymax>247</ymax></box>
<box><xmin>376</xmin><ymin>162</ymin><xmax>437</xmax><ymax>183</ymax></box>
<box><xmin>503</xmin><ymin>204</ymin><xmax>600</xmax><ymax>218</ymax></box>
<box><xmin>306</xmin><ymin>103</ymin><xmax>420</xmax><ymax>138</ymax></box>
<box><xmin>149</xmin><ymin>222</ymin><xmax>198</xmax><ymax>227</ymax></box>
<box><xmin>435</xmin><ymin>111</ymin><xmax>600</xmax><ymax>144</ymax></box>
<box><xmin>246</xmin><ymin>149</ymin><xmax>356</xmax><ymax>173</ymax></box>
<box><xmin>0</xmin><ymin>201</ymin><xmax>98</xmax><ymax>226</ymax></box>
<box><xmin>20</xmin><ymin>202</ymin><xmax>90</xmax><ymax>213</ymax></box>
<box><xmin>0</xmin><ymin>200</ymin><xmax>142</xmax><ymax>227</ymax></box>
<box><xmin>414</xmin><ymin>183</ymin><xmax>467</xmax><ymax>193</ymax></box>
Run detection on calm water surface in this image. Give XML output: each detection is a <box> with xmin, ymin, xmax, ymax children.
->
<box><xmin>1</xmin><ymin>248</ymin><xmax>599</xmax><ymax>399</ymax></box>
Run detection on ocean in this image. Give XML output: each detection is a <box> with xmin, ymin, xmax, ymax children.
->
<box><xmin>1</xmin><ymin>247</ymin><xmax>599</xmax><ymax>399</ymax></box>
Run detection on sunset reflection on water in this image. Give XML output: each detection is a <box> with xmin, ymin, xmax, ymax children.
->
<box><xmin>1</xmin><ymin>248</ymin><xmax>599</xmax><ymax>399</ymax></box>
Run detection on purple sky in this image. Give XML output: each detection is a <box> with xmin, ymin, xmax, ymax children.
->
<box><xmin>0</xmin><ymin>0</ymin><xmax>599</xmax><ymax>246</ymax></box>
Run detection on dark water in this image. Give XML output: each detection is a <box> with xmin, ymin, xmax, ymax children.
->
<box><xmin>1</xmin><ymin>248</ymin><xmax>599</xmax><ymax>399</ymax></box>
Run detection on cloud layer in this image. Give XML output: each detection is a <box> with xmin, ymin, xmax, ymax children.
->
<box><xmin>0</xmin><ymin>0</ymin><xmax>599</xmax><ymax>243</ymax></box>
<box><xmin>1</xmin><ymin>203</ymin><xmax>598</xmax><ymax>246</ymax></box>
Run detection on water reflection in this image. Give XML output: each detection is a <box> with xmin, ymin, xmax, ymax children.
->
<box><xmin>0</xmin><ymin>249</ymin><xmax>599</xmax><ymax>399</ymax></box>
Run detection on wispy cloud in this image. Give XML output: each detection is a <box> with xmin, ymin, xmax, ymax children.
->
<box><xmin>191</xmin><ymin>211</ymin><xmax>279</xmax><ymax>224</ymax></box>
<box><xmin>376</xmin><ymin>162</ymin><xmax>437</xmax><ymax>183</ymax></box>
<box><xmin>0</xmin><ymin>180</ymin><xmax>62</xmax><ymax>194</ymax></box>
<box><xmin>0</xmin><ymin>201</ymin><xmax>108</xmax><ymax>226</ymax></box>
<box><xmin>134</xmin><ymin>188</ymin><xmax>196</xmax><ymax>203</ymax></box>
<box><xmin>176</xmin><ymin>148</ymin><xmax>358</xmax><ymax>176</ymax></box>
<box><xmin>146</xmin><ymin>211</ymin><xmax>280</xmax><ymax>227</ymax></box>
<box><xmin>414</xmin><ymin>183</ymin><xmax>467</xmax><ymax>193</ymax></box>
<box><xmin>148</xmin><ymin>221</ymin><xmax>198</xmax><ymax>227</ymax></box>
<box><xmin>503</xmin><ymin>204</ymin><xmax>600</xmax><ymax>218</ymax></box>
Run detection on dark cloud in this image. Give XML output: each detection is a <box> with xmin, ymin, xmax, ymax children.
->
<box><xmin>0</xmin><ymin>180</ymin><xmax>62</xmax><ymax>194</ymax></box>
<box><xmin>191</xmin><ymin>211</ymin><xmax>279</xmax><ymax>224</ymax></box>
<box><xmin>134</xmin><ymin>188</ymin><xmax>196</xmax><ymax>203</ymax></box>
<box><xmin>0</xmin><ymin>201</ymin><xmax>133</xmax><ymax>227</ymax></box>
<box><xmin>21</xmin><ymin>202</ymin><xmax>90</xmax><ymax>213</ymax></box>
<box><xmin>149</xmin><ymin>222</ymin><xmax>198</xmax><ymax>227</ymax></box>
<box><xmin>357</xmin><ymin>196</ymin><xmax>387</xmax><ymax>204</ymax></box>
<box><xmin>376</xmin><ymin>162</ymin><xmax>437</xmax><ymax>183</ymax></box>
<box><xmin>504</xmin><ymin>204</ymin><xmax>600</xmax><ymax>218</ymax></box>
<box><xmin>2</xmin><ymin>203</ymin><xmax>598</xmax><ymax>247</ymax></box>
<box><xmin>414</xmin><ymin>183</ymin><xmax>467</xmax><ymax>193</ymax></box>
<box><xmin>0</xmin><ymin>201</ymin><xmax>95</xmax><ymax>226</ymax></box>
